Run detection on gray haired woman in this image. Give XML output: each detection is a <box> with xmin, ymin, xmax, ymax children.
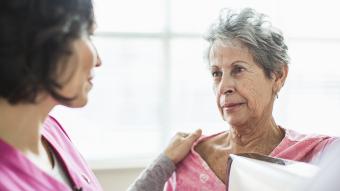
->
<box><xmin>164</xmin><ymin>8</ymin><xmax>338</xmax><ymax>191</ymax></box>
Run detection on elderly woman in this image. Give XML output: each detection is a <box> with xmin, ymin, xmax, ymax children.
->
<box><xmin>165</xmin><ymin>8</ymin><xmax>338</xmax><ymax>190</ymax></box>
<box><xmin>0</xmin><ymin>0</ymin><xmax>201</xmax><ymax>190</ymax></box>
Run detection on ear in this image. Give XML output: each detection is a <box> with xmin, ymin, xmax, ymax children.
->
<box><xmin>272</xmin><ymin>64</ymin><xmax>288</xmax><ymax>94</ymax></box>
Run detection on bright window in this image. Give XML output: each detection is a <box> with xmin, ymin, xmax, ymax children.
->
<box><xmin>51</xmin><ymin>0</ymin><xmax>340</xmax><ymax>168</ymax></box>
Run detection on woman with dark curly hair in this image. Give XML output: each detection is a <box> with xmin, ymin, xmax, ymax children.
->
<box><xmin>0</xmin><ymin>0</ymin><xmax>201</xmax><ymax>190</ymax></box>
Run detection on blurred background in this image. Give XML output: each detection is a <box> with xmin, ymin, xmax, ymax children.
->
<box><xmin>50</xmin><ymin>0</ymin><xmax>340</xmax><ymax>190</ymax></box>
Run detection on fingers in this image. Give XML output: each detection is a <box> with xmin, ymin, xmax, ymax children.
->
<box><xmin>186</xmin><ymin>129</ymin><xmax>202</xmax><ymax>141</ymax></box>
<box><xmin>176</xmin><ymin>129</ymin><xmax>202</xmax><ymax>139</ymax></box>
<box><xmin>176</xmin><ymin>132</ymin><xmax>189</xmax><ymax>138</ymax></box>
<box><xmin>164</xmin><ymin>129</ymin><xmax>203</xmax><ymax>164</ymax></box>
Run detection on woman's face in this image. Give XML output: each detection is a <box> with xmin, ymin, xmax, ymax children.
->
<box><xmin>57</xmin><ymin>34</ymin><xmax>101</xmax><ymax>108</ymax></box>
<box><xmin>209</xmin><ymin>40</ymin><xmax>280</xmax><ymax>127</ymax></box>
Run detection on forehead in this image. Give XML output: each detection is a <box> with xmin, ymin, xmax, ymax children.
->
<box><xmin>209</xmin><ymin>39</ymin><xmax>254</xmax><ymax>66</ymax></box>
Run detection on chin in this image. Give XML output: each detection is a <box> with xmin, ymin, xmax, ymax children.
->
<box><xmin>74</xmin><ymin>102</ymin><xmax>88</xmax><ymax>108</ymax></box>
<box><xmin>66</xmin><ymin>97</ymin><xmax>88</xmax><ymax>108</ymax></box>
<box><xmin>224</xmin><ymin>115</ymin><xmax>245</xmax><ymax>127</ymax></box>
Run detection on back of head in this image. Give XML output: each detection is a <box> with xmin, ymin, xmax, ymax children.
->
<box><xmin>0</xmin><ymin>0</ymin><xmax>94</xmax><ymax>105</ymax></box>
<box><xmin>205</xmin><ymin>8</ymin><xmax>289</xmax><ymax>78</ymax></box>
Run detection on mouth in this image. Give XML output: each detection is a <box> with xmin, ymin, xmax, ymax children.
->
<box><xmin>221</xmin><ymin>102</ymin><xmax>245</xmax><ymax>112</ymax></box>
<box><xmin>88</xmin><ymin>70</ymin><xmax>95</xmax><ymax>85</ymax></box>
<box><xmin>87</xmin><ymin>76</ymin><xmax>94</xmax><ymax>85</ymax></box>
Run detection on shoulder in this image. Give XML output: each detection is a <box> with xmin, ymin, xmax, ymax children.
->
<box><xmin>284</xmin><ymin>129</ymin><xmax>334</xmax><ymax>142</ymax></box>
<box><xmin>42</xmin><ymin>116</ymin><xmax>103</xmax><ymax>190</ymax></box>
<box><xmin>42</xmin><ymin>115</ymin><xmax>71</xmax><ymax>142</ymax></box>
<box><xmin>271</xmin><ymin>128</ymin><xmax>339</xmax><ymax>162</ymax></box>
<box><xmin>41</xmin><ymin>116</ymin><xmax>77</xmax><ymax>162</ymax></box>
<box><xmin>43</xmin><ymin>115</ymin><xmax>72</xmax><ymax>141</ymax></box>
<box><xmin>195</xmin><ymin>131</ymin><xmax>227</xmax><ymax>153</ymax></box>
<box><xmin>196</xmin><ymin>131</ymin><xmax>228</xmax><ymax>145</ymax></box>
<box><xmin>283</xmin><ymin>128</ymin><xmax>338</xmax><ymax>148</ymax></box>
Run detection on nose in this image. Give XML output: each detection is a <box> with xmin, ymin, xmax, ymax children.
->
<box><xmin>220</xmin><ymin>86</ymin><xmax>234</xmax><ymax>97</ymax></box>
<box><xmin>93</xmin><ymin>45</ymin><xmax>102</xmax><ymax>67</ymax></box>
<box><xmin>95</xmin><ymin>53</ymin><xmax>102</xmax><ymax>67</ymax></box>
<box><xmin>224</xmin><ymin>88</ymin><xmax>234</xmax><ymax>95</ymax></box>
<box><xmin>217</xmin><ymin>75</ymin><xmax>235</xmax><ymax>96</ymax></box>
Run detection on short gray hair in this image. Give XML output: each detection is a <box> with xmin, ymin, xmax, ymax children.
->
<box><xmin>205</xmin><ymin>8</ymin><xmax>289</xmax><ymax>78</ymax></box>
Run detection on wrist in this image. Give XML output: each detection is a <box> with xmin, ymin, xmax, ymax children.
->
<box><xmin>161</xmin><ymin>152</ymin><xmax>176</xmax><ymax>167</ymax></box>
<box><xmin>163</xmin><ymin>150</ymin><xmax>178</xmax><ymax>164</ymax></box>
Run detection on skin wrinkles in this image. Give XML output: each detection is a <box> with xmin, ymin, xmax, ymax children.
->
<box><xmin>195</xmin><ymin>39</ymin><xmax>287</xmax><ymax>184</ymax></box>
<box><xmin>211</xmin><ymin>40</ymin><xmax>275</xmax><ymax>133</ymax></box>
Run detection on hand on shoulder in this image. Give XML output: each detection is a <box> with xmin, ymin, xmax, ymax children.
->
<box><xmin>164</xmin><ymin>129</ymin><xmax>202</xmax><ymax>164</ymax></box>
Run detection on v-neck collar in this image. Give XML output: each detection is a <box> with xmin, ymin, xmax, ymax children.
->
<box><xmin>0</xmin><ymin>138</ymin><xmax>71</xmax><ymax>191</ymax></box>
<box><xmin>42</xmin><ymin>121</ymin><xmax>84</xmax><ymax>191</ymax></box>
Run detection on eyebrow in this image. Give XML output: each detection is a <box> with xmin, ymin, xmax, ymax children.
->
<box><xmin>231</xmin><ymin>60</ymin><xmax>251</xmax><ymax>66</ymax></box>
<box><xmin>210</xmin><ymin>60</ymin><xmax>250</xmax><ymax>69</ymax></box>
<box><xmin>209</xmin><ymin>63</ymin><xmax>221</xmax><ymax>68</ymax></box>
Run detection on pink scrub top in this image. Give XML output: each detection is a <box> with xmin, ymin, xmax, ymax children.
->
<box><xmin>0</xmin><ymin>116</ymin><xmax>103</xmax><ymax>191</ymax></box>
<box><xmin>165</xmin><ymin>128</ymin><xmax>338</xmax><ymax>191</ymax></box>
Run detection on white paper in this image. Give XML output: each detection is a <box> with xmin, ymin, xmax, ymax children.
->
<box><xmin>228</xmin><ymin>154</ymin><xmax>319</xmax><ymax>191</ymax></box>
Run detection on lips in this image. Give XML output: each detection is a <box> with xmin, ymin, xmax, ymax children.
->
<box><xmin>88</xmin><ymin>70</ymin><xmax>95</xmax><ymax>85</ymax></box>
<box><xmin>88</xmin><ymin>76</ymin><xmax>94</xmax><ymax>85</ymax></box>
<box><xmin>221</xmin><ymin>102</ymin><xmax>245</xmax><ymax>111</ymax></box>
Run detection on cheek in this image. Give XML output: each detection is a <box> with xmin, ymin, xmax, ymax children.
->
<box><xmin>64</xmin><ymin>73</ymin><xmax>82</xmax><ymax>92</ymax></box>
<box><xmin>214</xmin><ymin>90</ymin><xmax>224</xmax><ymax>115</ymax></box>
<box><xmin>244</xmin><ymin>82</ymin><xmax>273</xmax><ymax>115</ymax></box>
<box><xmin>212</xmin><ymin>82</ymin><xmax>219</xmax><ymax>101</ymax></box>
<box><xmin>238</xmin><ymin>79</ymin><xmax>262</xmax><ymax>109</ymax></box>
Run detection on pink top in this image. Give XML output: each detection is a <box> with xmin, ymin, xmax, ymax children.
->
<box><xmin>165</xmin><ymin>128</ymin><xmax>338</xmax><ymax>191</ymax></box>
<box><xmin>0</xmin><ymin>116</ymin><xmax>102</xmax><ymax>191</ymax></box>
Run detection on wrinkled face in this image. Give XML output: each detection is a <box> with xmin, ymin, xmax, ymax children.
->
<box><xmin>209</xmin><ymin>40</ymin><xmax>276</xmax><ymax>127</ymax></box>
<box><xmin>57</xmin><ymin>34</ymin><xmax>101</xmax><ymax>108</ymax></box>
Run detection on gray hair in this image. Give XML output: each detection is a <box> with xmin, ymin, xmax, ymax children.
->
<box><xmin>205</xmin><ymin>8</ymin><xmax>289</xmax><ymax>78</ymax></box>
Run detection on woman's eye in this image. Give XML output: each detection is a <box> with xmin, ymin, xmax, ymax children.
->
<box><xmin>211</xmin><ymin>71</ymin><xmax>222</xmax><ymax>78</ymax></box>
<box><xmin>232</xmin><ymin>66</ymin><xmax>245</xmax><ymax>75</ymax></box>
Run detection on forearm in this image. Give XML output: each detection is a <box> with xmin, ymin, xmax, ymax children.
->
<box><xmin>127</xmin><ymin>153</ymin><xmax>176</xmax><ymax>191</ymax></box>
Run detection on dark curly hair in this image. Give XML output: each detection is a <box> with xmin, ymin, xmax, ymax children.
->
<box><xmin>0</xmin><ymin>0</ymin><xmax>94</xmax><ymax>105</ymax></box>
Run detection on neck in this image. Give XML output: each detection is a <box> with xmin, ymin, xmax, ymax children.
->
<box><xmin>227</xmin><ymin>116</ymin><xmax>284</xmax><ymax>154</ymax></box>
<box><xmin>0</xmin><ymin>99</ymin><xmax>54</xmax><ymax>154</ymax></box>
